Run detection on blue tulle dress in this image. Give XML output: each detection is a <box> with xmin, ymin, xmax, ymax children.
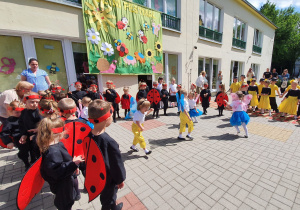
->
<box><xmin>230</xmin><ymin>111</ymin><xmax>250</xmax><ymax>126</ymax></box>
<box><xmin>189</xmin><ymin>109</ymin><xmax>203</xmax><ymax>117</ymax></box>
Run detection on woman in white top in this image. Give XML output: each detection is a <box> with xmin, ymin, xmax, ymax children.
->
<box><xmin>169</xmin><ymin>77</ymin><xmax>177</xmax><ymax>107</ymax></box>
<box><xmin>246</xmin><ymin>68</ymin><xmax>255</xmax><ymax>85</ymax></box>
<box><xmin>195</xmin><ymin>71</ymin><xmax>207</xmax><ymax>93</ymax></box>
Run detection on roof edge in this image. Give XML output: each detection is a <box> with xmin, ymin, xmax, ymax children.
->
<box><xmin>240</xmin><ymin>0</ymin><xmax>278</xmax><ymax>29</ymax></box>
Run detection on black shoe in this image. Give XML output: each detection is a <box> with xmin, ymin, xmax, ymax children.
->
<box><xmin>74</xmin><ymin>193</ymin><xmax>81</xmax><ymax>201</ymax></box>
<box><xmin>177</xmin><ymin>136</ymin><xmax>185</xmax><ymax>140</ymax></box>
<box><xmin>164</xmin><ymin>113</ymin><xmax>168</xmax><ymax>116</ymax></box>
<box><xmin>244</xmin><ymin>135</ymin><xmax>248</xmax><ymax>138</ymax></box>
<box><xmin>130</xmin><ymin>146</ymin><xmax>139</xmax><ymax>152</ymax></box>
<box><xmin>116</xmin><ymin>202</ymin><xmax>123</xmax><ymax>210</ymax></box>
<box><xmin>177</xmin><ymin>112</ymin><xmax>180</xmax><ymax>115</ymax></box>
<box><xmin>186</xmin><ymin>135</ymin><xmax>194</xmax><ymax>140</ymax></box>
<box><xmin>145</xmin><ymin>150</ymin><xmax>152</xmax><ymax>155</ymax></box>
<box><xmin>83</xmin><ymin>186</ymin><xmax>88</xmax><ymax>193</ymax></box>
<box><xmin>118</xmin><ymin>116</ymin><xmax>121</xmax><ymax>118</ymax></box>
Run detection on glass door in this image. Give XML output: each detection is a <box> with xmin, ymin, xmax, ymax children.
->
<box><xmin>205</xmin><ymin>58</ymin><xmax>211</xmax><ymax>88</ymax></box>
<box><xmin>212</xmin><ymin>60</ymin><xmax>218</xmax><ymax>89</ymax></box>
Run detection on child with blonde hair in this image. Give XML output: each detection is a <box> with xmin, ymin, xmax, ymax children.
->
<box><xmin>121</xmin><ymin>86</ymin><xmax>131</xmax><ymax>117</ymax></box>
<box><xmin>130</xmin><ymin>99</ymin><xmax>153</xmax><ymax>154</ymax></box>
<box><xmin>38</xmin><ymin>99</ymin><xmax>59</xmax><ymax>118</ymax></box>
<box><xmin>248</xmin><ymin>79</ymin><xmax>259</xmax><ymax>112</ymax></box>
<box><xmin>78</xmin><ymin>96</ymin><xmax>92</xmax><ymax>121</ymax></box>
<box><xmin>37</xmin><ymin>117</ymin><xmax>83</xmax><ymax>210</ymax></box>
<box><xmin>178</xmin><ymin>89</ymin><xmax>194</xmax><ymax>140</ymax></box>
<box><xmin>188</xmin><ymin>92</ymin><xmax>202</xmax><ymax>122</ymax></box>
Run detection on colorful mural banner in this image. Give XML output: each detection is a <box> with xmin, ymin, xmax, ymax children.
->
<box><xmin>82</xmin><ymin>0</ymin><xmax>163</xmax><ymax>75</ymax></box>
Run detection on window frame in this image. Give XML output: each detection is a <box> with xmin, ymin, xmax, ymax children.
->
<box><xmin>233</xmin><ymin>17</ymin><xmax>246</xmax><ymax>41</ymax></box>
<box><xmin>135</xmin><ymin>0</ymin><xmax>178</xmax><ymax>17</ymax></box>
<box><xmin>253</xmin><ymin>29</ymin><xmax>262</xmax><ymax>47</ymax></box>
<box><xmin>199</xmin><ymin>0</ymin><xmax>222</xmax><ymax>32</ymax></box>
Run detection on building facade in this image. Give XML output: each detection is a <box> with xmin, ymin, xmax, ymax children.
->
<box><xmin>0</xmin><ymin>0</ymin><xmax>276</xmax><ymax>95</ymax></box>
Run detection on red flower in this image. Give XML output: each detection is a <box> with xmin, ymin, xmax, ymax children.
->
<box><xmin>141</xmin><ymin>36</ymin><xmax>148</xmax><ymax>44</ymax></box>
<box><xmin>116</xmin><ymin>21</ymin><xmax>125</xmax><ymax>30</ymax></box>
<box><xmin>117</xmin><ymin>43</ymin><xmax>129</xmax><ymax>57</ymax></box>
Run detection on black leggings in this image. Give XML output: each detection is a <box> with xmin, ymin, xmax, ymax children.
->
<box><xmin>124</xmin><ymin>109</ymin><xmax>130</xmax><ymax>117</ymax></box>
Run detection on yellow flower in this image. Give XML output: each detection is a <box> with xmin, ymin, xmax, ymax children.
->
<box><xmin>84</xmin><ymin>0</ymin><xmax>116</xmax><ymax>32</ymax></box>
<box><xmin>145</xmin><ymin>49</ymin><xmax>154</xmax><ymax>59</ymax></box>
<box><xmin>155</xmin><ymin>41</ymin><xmax>162</xmax><ymax>52</ymax></box>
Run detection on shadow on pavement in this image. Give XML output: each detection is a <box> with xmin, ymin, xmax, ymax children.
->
<box><xmin>221</xmin><ymin>118</ymin><xmax>230</xmax><ymax>122</ymax></box>
<box><xmin>121</xmin><ymin>151</ymin><xmax>149</xmax><ymax>162</ymax></box>
<box><xmin>166</xmin><ymin>123</ymin><xmax>180</xmax><ymax>129</ymax></box>
<box><xmin>203</xmin><ymin>133</ymin><xmax>239</xmax><ymax>141</ymax></box>
<box><xmin>216</xmin><ymin>123</ymin><xmax>232</xmax><ymax>128</ymax></box>
<box><xmin>148</xmin><ymin>138</ymin><xmax>181</xmax><ymax>149</ymax></box>
<box><xmin>200</xmin><ymin>115</ymin><xmax>219</xmax><ymax>120</ymax></box>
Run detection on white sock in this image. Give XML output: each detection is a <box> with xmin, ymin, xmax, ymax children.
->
<box><xmin>294</xmin><ymin>115</ymin><xmax>297</xmax><ymax>120</ymax></box>
<box><xmin>179</xmin><ymin>134</ymin><xmax>183</xmax><ymax>138</ymax></box>
<box><xmin>242</xmin><ymin>123</ymin><xmax>248</xmax><ymax>136</ymax></box>
<box><xmin>261</xmin><ymin>109</ymin><xmax>264</xmax><ymax>113</ymax></box>
<box><xmin>187</xmin><ymin>133</ymin><xmax>191</xmax><ymax>137</ymax></box>
<box><xmin>234</xmin><ymin>126</ymin><xmax>240</xmax><ymax>133</ymax></box>
<box><xmin>131</xmin><ymin>145</ymin><xmax>137</xmax><ymax>149</ymax></box>
<box><xmin>195</xmin><ymin>118</ymin><xmax>198</xmax><ymax>122</ymax></box>
<box><xmin>144</xmin><ymin>148</ymin><xmax>149</xmax><ymax>153</ymax></box>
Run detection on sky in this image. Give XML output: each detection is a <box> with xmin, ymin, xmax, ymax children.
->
<box><xmin>247</xmin><ymin>0</ymin><xmax>300</xmax><ymax>12</ymax></box>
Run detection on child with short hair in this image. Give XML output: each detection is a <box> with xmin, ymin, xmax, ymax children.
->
<box><xmin>225</xmin><ymin>91</ymin><xmax>250</xmax><ymax>138</ymax></box>
<box><xmin>103</xmin><ymin>80</ymin><xmax>117</xmax><ymax>123</ymax></box>
<box><xmin>188</xmin><ymin>92</ymin><xmax>202</xmax><ymax>122</ymax></box>
<box><xmin>230</xmin><ymin>76</ymin><xmax>240</xmax><ymax>93</ymax></box>
<box><xmin>19</xmin><ymin>92</ymin><xmax>42</xmax><ymax>170</ymax></box>
<box><xmin>157</xmin><ymin>77</ymin><xmax>163</xmax><ymax>92</ymax></box>
<box><xmin>0</xmin><ymin>101</ymin><xmax>25</xmax><ymax>157</ymax></box>
<box><xmin>161</xmin><ymin>83</ymin><xmax>169</xmax><ymax>116</ymax></box>
<box><xmin>200</xmin><ymin>83</ymin><xmax>211</xmax><ymax>115</ymax></box>
<box><xmin>130</xmin><ymin>99</ymin><xmax>154</xmax><ymax>154</ymax></box>
<box><xmin>68</xmin><ymin>81</ymin><xmax>87</xmax><ymax>107</ymax></box>
<box><xmin>88</xmin><ymin>100</ymin><xmax>126</xmax><ymax>209</ymax></box>
<box><xmin>37</xmin><ymin>117</ymin><xmax>83</xmax><ymax>210</ymax></box>
<box><xmin>258</xmin><ymin>80</ymin><xmax>272</xmax><ymax>115</ymax></box>
<box><xmin>258</xmin><ymin>78</ymin><xmax>264</xmax><ymax>102</ymax></box>
<box><xmin>215</xmin><ymin>84</ymin><xmax>227</xmax><ymax>116</ymax></box>
<box><xmin>121</xmin><ymin>87</ymin><xmax>131</xmax><ymax>117</ymax></box>
<box><xmin>137</xmin><ymin>82</ymin><xmax>147</xmax><ymax>101</ymax></box>
<box><xmin>191</xmin><ymin>83</ymin><xmax>197</xmax><ymax>93</ymax></box>
<box><xmin>248</xmin><ymin>79</ymin><xmax>259</xmax><ymax>112</ymax></box>
<box><xmin>269</xmin><ymin>78</ymin><xmax>280</xmax><ymax>113</ymax></box>
<box><xmin>178</xmin><ymin>89</ymin><xmax>194</xmax><ymax>140</ymax></box>
<box><xmin>152</xmin><ymin>81</ymin><xmax>161</xmax><ymax>118</ymax></box>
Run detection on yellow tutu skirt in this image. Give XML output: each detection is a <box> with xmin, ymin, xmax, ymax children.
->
<box><xmin>278</xmin><ymin>96</ymin><xmax>298</xmax><ymax>115</ymax></box>
<box><xmin>258</xmin><ymin>95</ymin><xmax>271</xmax><ymax>109</ymax></box>
<box><xmin>248</xmin><ymin>91</ymin><xmax>259</xmax><ymax>107</ymax></box>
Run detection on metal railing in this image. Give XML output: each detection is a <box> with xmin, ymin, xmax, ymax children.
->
<box><xmin>199</xmin><ymin>25</ymin><xmax>222</xmax><ymax>42</ymax></box>
<box><xmin>253</xmin><ymin>45</ymin><xmax>262</xmax><ymax>54</ymax></box>
<box><xmin>232</xmin><ymin>38</ymin><xmax>246</xmax><ymax>49</ymax></box>
<box><xmin>65</xmin><ymin>0</ymin><xmax>81</xmax><ymax>3</ymax></box>
<box><xmin>161</xmin><ymin>13</ymin><xmax>181</xmax><ymax>31</ymax></box>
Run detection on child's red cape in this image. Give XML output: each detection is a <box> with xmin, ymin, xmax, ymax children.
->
<box><xmin>147</xmin><ymin>89</ymin><xmax>161</xmax><ymax>105</ymax></box>
<box><xmin>0</xmin><ymin>124</ymin><xmax>7</xmax><ymax>148</ymax></box>
<box><xmin>17</xmin><ymin>121</ymin><xmax>106</xmax><ymax>209</ymax></box>
<box><xmin>216</xmin><ymin>93</ymin><xmax>228</xmax><ymax>107</ymax></box>
<box><xmin>83</xmin><ymin>136</ymin><xmax>107</xmax><ymax>202</ymax></box>
<box><xmin>115</xmin><ymin>93</ymin><xmax>121</xmax><ymax>104</ymax></box>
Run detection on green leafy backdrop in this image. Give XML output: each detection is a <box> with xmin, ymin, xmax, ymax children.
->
<box><xmin>82</xmin><ymin>0</ymin><xmax>163</xmax><ymax>75</ymax></box>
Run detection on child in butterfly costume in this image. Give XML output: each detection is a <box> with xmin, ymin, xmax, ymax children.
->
<box><xmin>225</xmin><ymin>91</ymin><xmax>252</xmax><ymax>138</ymax></box>
<box><xmin>88</xmin><ymin>99</ymin><xmax>126</xmax><ymax>210</ymax></box>
<box><xmin>178</xmin><ymin>89</ymin><xmax>194</xmax><ymax>140</ymax></box>
<box><xmin>188</xmin><ymin>92</ymin><xmax>202</xmax><ymax>122</ymax></box>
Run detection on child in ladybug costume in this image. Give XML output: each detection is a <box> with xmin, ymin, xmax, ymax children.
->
<box><xmin>68</xmin><ymin>82</ymin><xmax>87</xmax><ymax>107</ymax></box>
<box><xmin>121</xmin><ymin>86</ymin><xmax>131</xmax><ymax>117</ymax></box>
<box><xmin>88</xmin><ymin>99</ymin><xmax>126</xmax><ymax>209</ymax></box>
<box><xmin>136</xmin><ymin>82</ymin><xmax>148</xmax><ymax>101</ymax></box>
<box><xmin>149</xmin><ymin>81</ymin><xmax>162</xmax><ymax>118</ymax></box>
<box><xmin>215</xmin><ymin>84</ymin><xmax>228</xmax><ymax>116</ymax></box>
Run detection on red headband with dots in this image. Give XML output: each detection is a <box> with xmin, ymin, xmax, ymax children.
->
<box><xmin>191</xmin><ymin>83</ymin><xmax>196</xmax><ymax>88</ymax></box>
<box><xmin>7</xmin><ymin>107</ymin><xmax>25</xmax><ymax>111</ymax></box>
<box><xmin>75</xmin><ymin>82</ymin><xmax>82</xmax><ymax>85</ymax></box>
<box><xmin>24</xmin><ymin>95</ymin><xmax>41</xmax><ymax>102</ymax></box>
<box><xmin>106</xmin><ymin>82</ymin><xmax>113</xmax><ymax>85</ymax></box>
<box><xmin>59</xmin><ymin>107</ymin><xmax>77</xmax><ymax>114</ymax></box>
<box><xmin>89</xmin><ymin>106</ymin><xmax>114</xmax><ymax>124</ymax></box>
<box><xmin>140</xmin><ymin>84</ymin><xmax>147</xmax><ymax>87</ymax></box>
<box><xmin>38</xmin><ymin>105</ymin><xmax>55</xmax><ymax>114</ymax></box>
<box><xmin>162</xmin><ymin>84</ymin><xmax>167</xmax><ymax>87</ymax></box>
<box><xmin>91</xmin><ymin>84</ymin><xmax>98</xmax><ymax>88</ymax></box>
<box><xmin>52</xmin><ymin>127</ymin><xmax>64</xmax><ymax>134</ymax></box>
<box><xmin>177</xmin><ymin>85</ymin><xmax>182</xmax><ymax>88</ymax></box>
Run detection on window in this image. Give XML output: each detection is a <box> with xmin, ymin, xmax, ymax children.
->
<box><xmin>230</xmin><ymin>61</ymin><xmax>244</xmax><ymax>84</ymax></box>
<box><xmin>253</xmin><ymin>29</ymin><xmax>262</xmax><ymax>47</ymax></box>
<box><xmin>72</xmin><ymin>42</ymin><xmax>88</xmax><ymax>74</ymax></box>
<box><xmin>199</xmin><ymin>0</ymin><xmax>221</xmax><ymax>32</ymax></box>
<box><xmin>168</xmin><ymin>54</ymin><xmax>178</xmax><ymax>84</ymax></box>
<box><xmin>233</xmin><ymin>18</ymin><xmax>246</xmax><ymax>41</ymax></box>
<box><xmin>198</xmin><ymin>57</ymin><xmax>219</xmax><ymax>91</ymax></box>
<box><xmin>34</xmin><ymin>38</ymin><xmax>68</xmax><ymax>90</ymax></box>
<box><xmin>135</xmin><ymin>0</ymin><xmax>177</xmax><ymax>17</ymax></box>
<box><xmin>251</xmin><ymin>63</ymin><xmax>260</xmax><ymax>77</ymax></box>
<box><xmin>0</xmin><ymin>35</ymin><xmax>26</xmax><ymax>92</ymax></box>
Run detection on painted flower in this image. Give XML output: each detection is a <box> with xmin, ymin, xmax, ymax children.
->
<box><xmin>117</xmin><ymin>43</ymin><xmax>128</xmax><ymax>57</ymax></box>
<box><xmin>134</xmin><ymin>52</ymin><xmax>146</xmax><ymax>63</ymax></box>
<box><xmin>84</xmin><ymin>1</ymin><xmax>116</xmax><ymax>32</ymax></box>
<box><xmin>101</xmin><ymin>42</ymin><xmax>114</xmax><ymax>56</ymax></box>
<box><xmin>86</xmin><ymin>28</ymin><xmax>100</xmax><ymax>45</ymax></box>
<box><xmin>145</xmin><ymin>49</ymin><xmax>154</xmax><ymax>59</ymax></box>
<box><xmin>123</xmin><ymin>55</ymin><xmax>136</xmax><ymax>65</ymax></box>
<box><xmin>155</xmin><ymin>41</ymin><xmax>162</xmax><ymax>52</ymax></box>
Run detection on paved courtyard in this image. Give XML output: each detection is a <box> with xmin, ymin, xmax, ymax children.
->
<box><xmin>1</xmin><ymin>99</ymin><xmax>300</xmax><ymax>210</ymax></box>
